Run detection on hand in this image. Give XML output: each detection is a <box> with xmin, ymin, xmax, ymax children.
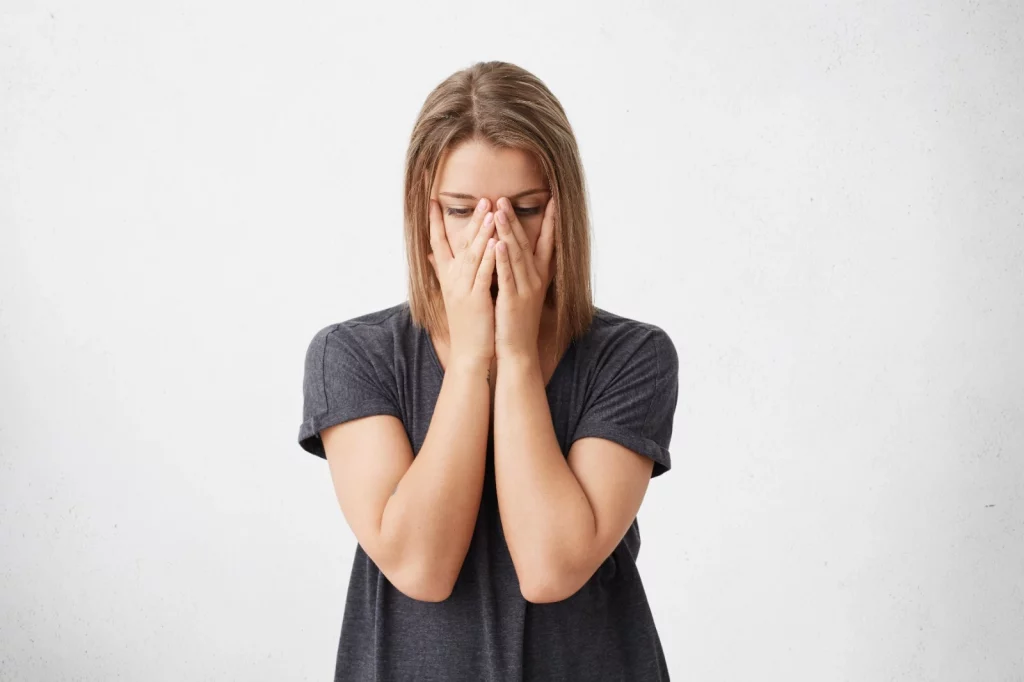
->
<box><xmin>493</xmin><ymin>195</ymin><xmax>556</xmax><ymax>362</ymax></box>
<box><xmin>426</xmin><ymin>197</ymin><xmax>499</xmax><ymax>368</ymax></box>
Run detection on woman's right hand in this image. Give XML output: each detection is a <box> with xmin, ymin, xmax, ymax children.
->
<box><xmin>426</xmin><ymin>197</ymin><xmax>498</xmax><ymax>369</ymax></box>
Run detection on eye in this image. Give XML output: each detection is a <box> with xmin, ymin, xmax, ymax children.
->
<box><xmin>443</xmin><ymin>205</ymin><xmax>542</xmax><ymax>218</ymax></box>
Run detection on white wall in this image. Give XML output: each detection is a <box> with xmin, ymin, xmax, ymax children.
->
<box><xmin>2</xmin><ymin>0</ymin><xmax>1022</xmax><ymax>679</ymax></box>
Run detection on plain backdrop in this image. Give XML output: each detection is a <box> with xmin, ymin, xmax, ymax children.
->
<box><xmin>2</xmin><ymin>1</ymin><xmax>1022</xmax><ymax>680</ymax></box>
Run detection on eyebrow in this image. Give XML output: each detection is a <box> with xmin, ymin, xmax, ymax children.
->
<box><xmin>438</xmin><ymin>188</ymin><xmax>549</xmax><ymax>201</ymax></box>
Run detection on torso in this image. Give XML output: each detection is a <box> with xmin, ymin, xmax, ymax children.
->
<box><xmin>310</xmin><ymin>301</ymin><xmax>673</xmax><ymax>681</ymax></box>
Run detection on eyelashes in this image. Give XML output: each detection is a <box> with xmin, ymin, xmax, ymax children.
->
<box><xmin>444</xmin><ymin>206</ymin><xmax>543</xmax><ymax>218</ymax></box>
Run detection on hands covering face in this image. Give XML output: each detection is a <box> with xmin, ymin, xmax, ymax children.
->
<box><xmin>492</xmin><ymin>196</ymin><xmax>556</xmax><ymax>362</ymax></box>
<box><xmin>426</xmin><ymin>197</ymin><xmax>498</xmax><ymax>368</ymax></box>
<box><xmin>426</xmin><ymin>194</ymin><xmax>556</xmax><ymax>366</ymax></box>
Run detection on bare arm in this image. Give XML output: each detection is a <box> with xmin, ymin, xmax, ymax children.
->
<box><xmin>492</xmin><ymin>357</ymin><xmax>652</xmax><ymax>603</ymax></box>
<box><xmin>322</xmin><ymin>356</ymin><xmax>490</xmax><ymax>602</ymax></box>
<box><xmin>322</xmin><ymin>197</ymin><xmax>499</xmax><ymax>602</ymax></box>
<box><xmin>488</xmin><ymin>195</ymin><xmax>662</xmax><ymax>603</ymax></box>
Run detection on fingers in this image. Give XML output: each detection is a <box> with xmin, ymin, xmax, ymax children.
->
<box><xmin>494</xmin><ymin>201</ymin><xmax>536</xmax><ymax>287</ymax></box>
<box><xmin>428</xmin><ymin>199</ymin><xmax>454</xmax><ymax>266</ymax></box>
<box><xmin>474</xmin><ymin>238</ymin><xmax>497</xmax><ymax>293</ymax></box>
<box><xmin>535</xmin><ymin>196</ymin><xmax>556</xmax><ymax>279</ymax></box>
<box><xmin>455</xmin><ymin>198</ymin><xmax>492</xmax><ymax>281</ymax></box>
<box><xmin>495</xmin><ymin>241</ymin><xmax>516</xmax><ymax>293</ymax></box>
<box><xmin>496</xmin><ymin>198</ymin><xmax>532</xmax><ymax>253</ymax></box>
<box><xmin>459</xmin><ymin>210</ymin><xmax>495</xmax><ymax>286</ymax></box>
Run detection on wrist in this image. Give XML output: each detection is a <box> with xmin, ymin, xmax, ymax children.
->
<box><xmin>497</xmin><ymin>352</ymin><xmax>541</xmax><ymax>376</ymax></box>
<box><xmin>445</xmin><ymin>356</ymin><xmax>492</xmax><ymax>379</ymax></box>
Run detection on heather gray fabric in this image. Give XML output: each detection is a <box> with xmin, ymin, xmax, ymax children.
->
<box><xmin>297</xmin><ymin>301</ymin><xmax>679</xmax><ymax>681</ymax></box>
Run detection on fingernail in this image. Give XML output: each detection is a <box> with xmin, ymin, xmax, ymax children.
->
<box><xmin>477</xmin><ymin>198</ymin><xmax>487</xmax><ymax>212</ymax></box>
<box><xmin>487</xmin><ymin>238</ymin><xmax>496</xmax><ymax>249</ymax></box>
<box><xmin>484</xmin><ymin>211</ymin><xmax>494</xmax><ymax>227</ymax></box>
<box><xmin>496</xmin><ymin>209</ymin><xmax>507</xmax><ymax>225</ymax></box>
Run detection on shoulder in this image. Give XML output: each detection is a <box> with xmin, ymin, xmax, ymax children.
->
<box><xmin>304</xmin><ymin>301</ymin><xmax>412</xmax><ymax>367</ymax></box>
<box><xmin>299</xmin><ymin>304</ymin><xmax>410</xmax><ymax>455</ymax></box>
<box><xmin>577</xmin><ymin>307</ymin><xmax>678</xmax><ymax>371</ymax></box>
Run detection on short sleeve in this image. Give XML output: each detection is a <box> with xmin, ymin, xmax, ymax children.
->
<box><xmin>570</xmin><ymin>327</ymin><xmax>679</xmax><ymax>477</ymax></box>
<box><xmin>297</xmin><ymin>323</ymin><xmax>402</xmax><ymax>458</ymax></box>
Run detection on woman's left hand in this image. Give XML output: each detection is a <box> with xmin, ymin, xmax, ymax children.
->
<box><xmin>493</xmin><ymin>195</ymin><xmax>556</xmax><ymax>362</ymax></box>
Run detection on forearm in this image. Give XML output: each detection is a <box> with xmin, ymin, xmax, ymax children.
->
<box><xmin>379</xmin><ymin>359</ymin><xmax>490</xmax><ymax>598</ymax></box>
<box><xmin>493</xmin><ymin>356</ymin><xmax>597</xmax><ymax>598</ymax></box>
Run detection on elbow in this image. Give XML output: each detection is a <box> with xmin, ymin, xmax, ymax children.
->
<box><xmin>520</xmin><ymin>581</ymin><xmax>565</xmax><ymax>604</ymax></box>
<box><xmin>385</xmin><ymin>559</ymin><xmax>457</xmax><ymax>603</ymax></box>
<box><xmin>373</xmin><ymin>525</ymin><xmax>461</xmax><ymax>603</ymax></box>
<box><xmin>516</xmin><ymin>558</ymin><xmax>584</xmax><ymax>604</ymax></box>
<box><xmin>397</xmin><ymin>577</ymin><xmax>455</xmax><ymax>603</ymax></box>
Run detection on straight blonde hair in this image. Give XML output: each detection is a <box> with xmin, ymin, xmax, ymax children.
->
<box><xmin>404</xmin><ymin>61</ymin><xmax>595</xmax><ymax>365</ymax></box>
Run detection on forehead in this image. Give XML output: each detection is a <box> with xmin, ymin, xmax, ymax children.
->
<box><xmin>435</xmin><ymin>139</ymin><xmax>545</xmax><ymax>196</ymax></box>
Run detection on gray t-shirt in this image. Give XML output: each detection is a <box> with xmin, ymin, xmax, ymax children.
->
<box><xmin>298</xmin><ymin>301</ymin><xmax>679</xmax><ymax>681</ymax></box>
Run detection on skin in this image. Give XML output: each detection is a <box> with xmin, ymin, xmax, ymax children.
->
<box><xmin>321</xmin><ymin>138</ymin><xmax>655</xmax><ymax>604</ymax></box>
<box><xmin>428</xmin><ymin>140</ymin><xmax>560</xmax><ymax>396</ymax></box>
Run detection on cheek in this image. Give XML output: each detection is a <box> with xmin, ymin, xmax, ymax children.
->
<box><xmin>444</xmin><ymin>221</ymin><xmax>467</xmax><ymax>248</ymax></box>
<box><xmin>525</xmin><ymin>220</ymin><xmax>543</xmax><ymax>250</ymax></box>
<box><xmin>446</xmin><ymin>216</ymin><xmax>486</xmax><ymax>248</ymax></box>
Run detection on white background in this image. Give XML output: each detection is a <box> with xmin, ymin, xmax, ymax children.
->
<box><xmin>2</xmin><ymin>1</ymin><xmax>1022</xmax><ymax>680</ymax></box>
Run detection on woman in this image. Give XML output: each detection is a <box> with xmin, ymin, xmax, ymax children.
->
<box><xmin>298</xmin><ymin>60</ymin><xmax>679</xmax><ymax>681</ymax></box>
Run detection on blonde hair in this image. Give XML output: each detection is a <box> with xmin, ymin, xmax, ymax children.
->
<box><xmin>403</xmin><ymin>61</ymin><xmax>594</xmax><ymax>364</ymax></box>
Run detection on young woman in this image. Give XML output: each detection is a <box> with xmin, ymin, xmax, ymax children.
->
<box><xmin>298</xmin><ymin>61</ymin><xmax>679</xmax><ymax>681</ymax></box>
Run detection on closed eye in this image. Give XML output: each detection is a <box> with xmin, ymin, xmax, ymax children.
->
<box><xmin>445</xmin><ymin>206</ymin><xmax>542</xmax><ymax>218</ymax></box>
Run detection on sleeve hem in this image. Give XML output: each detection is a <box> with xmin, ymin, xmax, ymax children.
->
<box><xmin>571</xmin><ymin>421</ymin><xmax>672</xmax><ymax>478</ymax></box>
<box><xmin>297</xmin><ymin>402</ymin><xmax>403</xmax><ymax>459</ymax></box>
